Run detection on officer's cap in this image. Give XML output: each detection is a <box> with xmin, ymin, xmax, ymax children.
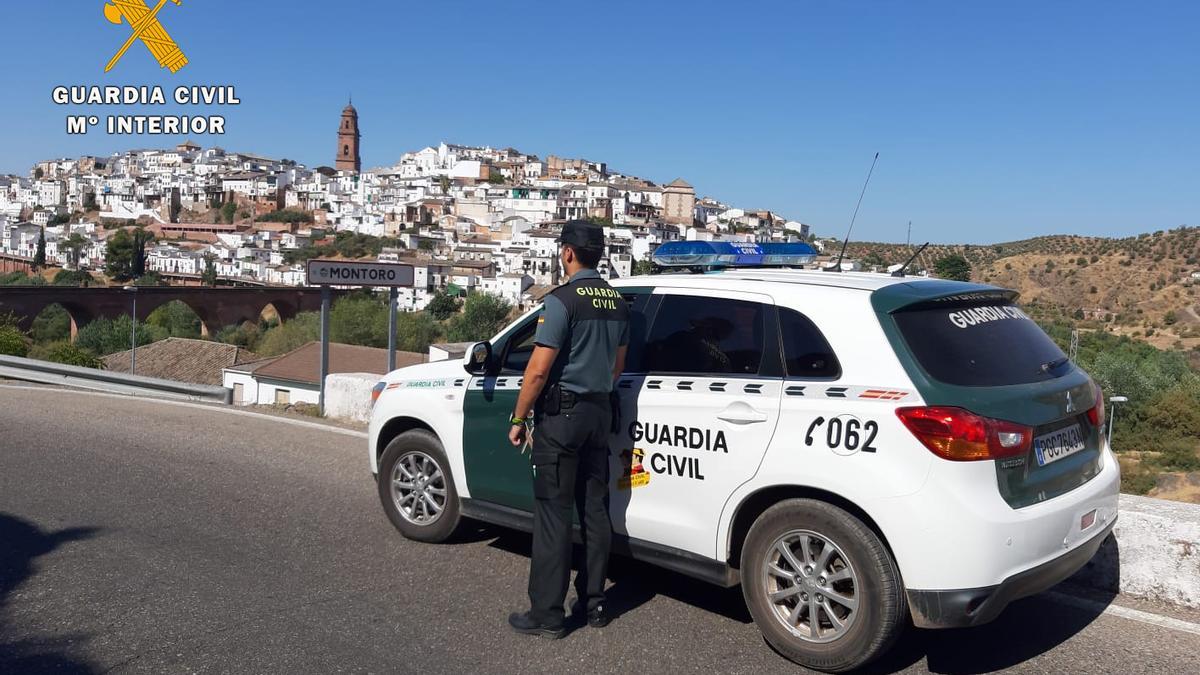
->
<box><xmin>557</xmin><ymin>220</ymin><xmax>605</xmax><ymax>253</ymax></box>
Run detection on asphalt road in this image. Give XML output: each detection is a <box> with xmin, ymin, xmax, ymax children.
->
<box><xmin>2</xmin><ymin>385</ymin><xmax>1198</xmax><ymax>674</ymax></box>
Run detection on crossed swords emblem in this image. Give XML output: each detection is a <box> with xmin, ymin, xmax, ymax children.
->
<box><xmin>103</xmin><ymin>0</ymin><xmax>188</xmax><ymax>73</ymax></box>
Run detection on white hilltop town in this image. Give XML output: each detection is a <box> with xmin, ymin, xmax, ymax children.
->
<box><xmin>0</xmin><ymin>103</ymin><xmax>824</xmax><ymax>312</ymax></box>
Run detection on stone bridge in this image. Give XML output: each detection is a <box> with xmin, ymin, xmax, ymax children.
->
<box><xmin>0</xmin><ymin>287</ymin><xmax>338</xmax><ymax>337</ymax></box>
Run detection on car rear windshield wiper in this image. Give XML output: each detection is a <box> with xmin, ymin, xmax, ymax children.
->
<box><xmin>1039</xmin><ymin>357</ymin><xmax>1070</xmax><ymax>373</ymax></box>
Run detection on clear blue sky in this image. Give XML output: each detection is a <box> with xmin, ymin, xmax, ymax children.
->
<box><xmin>2</xmin><ymin>1</ymin><xmax>1196</xmax><ymax>243</ymax></box>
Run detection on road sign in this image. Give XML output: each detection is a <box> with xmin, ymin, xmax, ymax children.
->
<box><xmin>306</xmin><ymin>259</ymin><xmax>416</xmax><ymax>415</ymax></box>
<box><xmin>306</xmin><ymin>260</ymin><xmax>415</xmax><ymax>288</ymax></box>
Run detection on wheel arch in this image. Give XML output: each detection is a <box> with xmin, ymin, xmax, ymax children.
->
<box><xmin>725</xmin><ymin>485</ymin><xmax>898</xmax><ymax>577</ymax></box>
<box><xmin>375</xmin><ymin>416</ymin><xmax>437</xmax><ymax>464</ymax></box>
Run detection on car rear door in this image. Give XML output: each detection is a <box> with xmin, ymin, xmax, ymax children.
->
<box><xmin>610</xmin><ymin>287</ymin><xmax>784</xmax><ymax>558</ymax></box>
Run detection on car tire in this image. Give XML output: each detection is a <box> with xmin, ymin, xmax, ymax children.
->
<box><xmin>377</xmin><ymin>429</ymin><xmax>461</xmax><ymax>543</ymax></box>
<box><xmin>741</xmin><ymin>498</ymin><xmax>906</xmax><ymax>673</ymax></box>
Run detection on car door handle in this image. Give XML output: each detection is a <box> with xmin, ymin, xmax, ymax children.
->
<box><xmin>716</xmin><ymin>402</ymin><xmax>769</xmax><ymax>425</ymax></box>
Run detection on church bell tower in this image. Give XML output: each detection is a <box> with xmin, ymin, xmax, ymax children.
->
<box><xmin>336</xmin><ymin>101</ymin><xmax>361</xmax><ymax>173</ymax></box>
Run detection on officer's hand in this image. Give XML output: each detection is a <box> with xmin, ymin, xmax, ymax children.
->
<box><xmin>509</xmin><ymin>424</ymin><xmax>526</xmax><ymax>447</ymax></box>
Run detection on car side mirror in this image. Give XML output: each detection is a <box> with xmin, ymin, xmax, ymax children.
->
<box><xmin>464</xmin><ymin>341</ymin><xmax>492</xmax><ymax>374</ymax></box>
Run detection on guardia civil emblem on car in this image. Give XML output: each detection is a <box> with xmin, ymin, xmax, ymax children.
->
<box><xmin>366</xmin><ymin>241</ymin><xmax>1119</xmax><ymax>672</ymax></box>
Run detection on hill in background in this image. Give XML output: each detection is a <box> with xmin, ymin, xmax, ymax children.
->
<box><xmin>841</xmin><ymin>227</ymin><xmax>1200</xmax><ymax>351</ymax></box>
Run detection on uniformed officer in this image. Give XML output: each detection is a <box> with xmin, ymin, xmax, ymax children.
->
<box><xmin>507</xmin><ymin>220</ymin><xmax>629</xmax><ymax>638</ymax></box>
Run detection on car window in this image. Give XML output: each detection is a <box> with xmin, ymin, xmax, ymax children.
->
<box><xmin>893</xmin><ymin>300</ymin><xmax>1067</xmax><ymax>386</ymax></box>
<box><xmin>643</xmin><ymin>295</ymin><xmax>765</xmax><ymax>375</ymax></box>
<box><xmin>502</xmin><ymin>290</ymin><xmax>647</xmax><ymax>374</ymax></box>
<box><xmin>500</xmin><ymin>317</ymin><xmax>538</xmax><ymax>372</ymax></box>
<box><xmin>620</xmin><ymin>292</ymin><xmax>649</xmax><ymax>373</ymax></box>
<box><xmin>779</xmin><ymin>307</ymin><xmax>840</xmax><ymax>378</ymax></box>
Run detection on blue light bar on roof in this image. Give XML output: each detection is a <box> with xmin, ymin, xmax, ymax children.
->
<box><xmin>652</xmin><ymin>240</ymin><xmax>817</xmax><ymax>268</ymax></box>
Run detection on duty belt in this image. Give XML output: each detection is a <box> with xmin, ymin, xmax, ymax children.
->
<box><xmin>559</xmin><ymin>390</ymin><xmax>609</xmax><ymax>406</ymax></box>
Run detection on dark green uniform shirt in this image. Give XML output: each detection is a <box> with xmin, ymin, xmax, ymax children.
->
<box><xmin>533</xmin><ymin>268</ymin><xmax>630</xmax><ymax>394</ymax></box>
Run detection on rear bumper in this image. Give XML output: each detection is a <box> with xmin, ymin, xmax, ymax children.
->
<box><xmin>907</xmin><ymin>517</ymin><xmax>1115</xmax><ymax>629</ymax></box>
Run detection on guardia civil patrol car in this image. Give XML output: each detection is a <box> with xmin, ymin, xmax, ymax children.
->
<box><xmin>368</xmin><ymin>241</ymin><xmax>1119</xmax><ymax>672</ymax></box>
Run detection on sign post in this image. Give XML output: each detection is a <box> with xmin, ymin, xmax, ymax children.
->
<box><xmin>318</xmin><ymin>285</ymin><xmax>331</xmax><ymax>413</ymax></box>
<box><xmin>307</xmin><ymin>260</ymin><xmax>416</xmax><ymax>415</ymax></box>
<box><xmin>387</xmin><ymin>287</ymin><xmax>399</xmax><ymax>372</ymax></box>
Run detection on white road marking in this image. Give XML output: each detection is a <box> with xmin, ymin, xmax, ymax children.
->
<box><xmin>1047</xmin><ymin>592</ymin><xmax>1200</xmax><ymax>636</ymax></box>
<box><xmin>0</xmin><ymin>383</ymin><xmax>368</xmax><ymax>439</ymax></box>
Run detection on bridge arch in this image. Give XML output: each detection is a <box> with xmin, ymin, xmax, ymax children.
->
<box><xmin>1</xmin><ymin>287</ymin><xmax>337</xmax><ymax>344</ymax></box>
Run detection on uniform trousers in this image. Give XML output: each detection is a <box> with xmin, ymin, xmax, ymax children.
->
<box><xmin>528</xmin><ymin>395</ymin><xmax>612</xmax><ymax>626</ymax></box>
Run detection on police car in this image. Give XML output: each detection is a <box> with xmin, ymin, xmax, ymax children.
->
<box><xmin>368</xmin><ymin>241</ymin><xmax>1119</xmax><ymax>672</ymax></box>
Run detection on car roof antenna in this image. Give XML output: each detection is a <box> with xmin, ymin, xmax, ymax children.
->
<box><xmin>826</xmin><ymin>152</ymin><xmax>879</xmax><ymax>272</ymax></box>
<box><xmin>891</xmin><ymin>241</ymin><xmax>929</xmax><ymax>277</ymax></box>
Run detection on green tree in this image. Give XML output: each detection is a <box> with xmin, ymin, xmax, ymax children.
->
<box><xmin>1164</xmin><ymin>310</ymin><xmax>1178</xmax><ymax>326</ymax></box>
<box><xmin>33</xmin><ymin>167</ymin><xmax>43</xmax><ymax>179</ymax></box>
<box><xmin>75</xmin><ymin>315</ymin><xmax>161</xmax><ymax>356</ymax></box>
<box><xmin>133</xmin><ymin>271</ymin><xmax>168</xmax><ymax>287</ymax></box>
<box><xmin>33</xmin><ymin>227</ymin><xmax>46</xmax><ymax>269</ymax></box>
<box><xmin>426</xmin><ymin>291</ymin><xmax>461</xmax><ymax>321</ymax></box>
<box><xmin>216</xmin><ymin>320</ymin><xmax>265</xmax><ymax>351</ymax></box>
<box><xmin>933</xmin><ymin>254</ymin><xmax>971</xmax><ymax>281</ymax></box>
<box><xmin>0</xmin><ymin>273</ymin><xmax>46</xmax><ymax>286</ymax></box>
<box><xmin>0</xmin><ymin>325</ymin><xmax>29</xmax><ymax>357</ymax></box>
<box><xmin>146</xmin><ymin>300</ymin><xmax>202</xmax><ymax>338</ymax></box>
<box><xmin>394</xmin><ymin>312</ymin><xmax>443</xmax><ymax>353</ymax></box>
<box><xmin>201</xmin><ymin>253</ymin><xmax>218</xmax><ymax>286</ymax></box>
<box><xmin>62</xmin><ymin>232</ymin><xmax>89</xmax><ymax>269</ymax></box>
<box><xmin>33</xmin><ymin>341</ymin><xmax>102</xmax><ymax>368</ymax></box>
<box><xmin>862</xmin><ymin>251</ymin><xmax>888</xmax><ymax>268</ymax></box>
<box><xmin>632</xmin><ymin>259</ymin><xmax>655</xmax><ymax>276</ymax></box>
<box><xmin>132</xmin><ymin>229</ymin><xmax>151</xmax><ymax>277</ymax></box>
<box><xmin>329</xmin><ymin>295</ymin><xmax>390</xmax><ymax>347</ymax></box>
<box><xmin>221</xmin><ymin>200</ymin><xmax>238</xmax><ymax>224</ymax></box>
<box><xmin>30</xmin><ymin>304</ymin><xmax>72</xmax><ymax>344</ymax></box>
<box><xmin>256</xmin><ymin>312</ymin><xmax>321</xmax><ymax>356</ymax></box>
<box><xmin>52</xmin><ymin>269</ymin><xmax>92</xmax><ymax>287</ymax></box>
<box><xmin>256</xmin><ymin>209</ymin><xmax>313</xmax><ymax>224</ymax></box>
<box><xmin>446</xmin><ymin>293</ymin><xmax>512</xmax><ymax>342</ymax></box>
<box><xmin>105</xmin><ymin>228</ymin><xmax>154</xmax><ymax>281</ymax></box>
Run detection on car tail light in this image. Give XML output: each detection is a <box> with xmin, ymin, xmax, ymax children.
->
<box><xmin>1086</xmin><ymin>383</ymin><xmax>1105</xmax><ymax>429</ymax></box>
<box><xmin>895</xmin><ymin>406</ymin><xmax>1033</xmax><ymax>461</ymax></box>
<box><xmin>371</xmin><ymin>381</ymin><xmax>387</xmax><ymax>406</ymax></box>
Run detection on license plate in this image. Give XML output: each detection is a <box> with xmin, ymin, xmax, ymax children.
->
<box><xmin>1034</xmin><ymin>423</ymin><xmax>1086</xmax><ymax>466</ymax></box>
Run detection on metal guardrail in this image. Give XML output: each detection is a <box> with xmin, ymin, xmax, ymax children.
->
<box><xmin>0</xmin><ymin>354</ymin><xmax>232</xmax><ymax>404</ymax></box>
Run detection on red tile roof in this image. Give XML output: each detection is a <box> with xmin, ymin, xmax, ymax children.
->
<box><xmin>240</xmin><ymin>342</ymin><xmax>427</xmax><ymax>385</ymax></box>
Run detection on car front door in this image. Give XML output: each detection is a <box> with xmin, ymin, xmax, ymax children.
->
<box><xmin>462</xmin><ymin>289</ymin><xmax>653</xmax><ymax>512</ymax></box>
<box><xmin>461</xmin><ymin>310</ymin><xmax>540</xmax><ymax>511</ymax></box>
<box><xmin>609</xmin><ymin>288</ymin><xmax>784</xmax><ymax>559</ymax></box>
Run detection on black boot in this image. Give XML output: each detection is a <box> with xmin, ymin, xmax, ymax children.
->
<box><xmin>508</xmin><ymin>611</ymin><xmax>566</xmax><ymax>639</ymax></box>
<box><xmin>586</xmin><ymin>604</ymin><xmax>610</xmax><ymax>628</ymax></box>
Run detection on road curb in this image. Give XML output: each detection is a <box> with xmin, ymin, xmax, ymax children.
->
<box><xmin>1072</xmin><ymin>494</ymin><xmax>1200</xmax><ymax>608</ymax></box>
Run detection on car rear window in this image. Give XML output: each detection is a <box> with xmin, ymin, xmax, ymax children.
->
<box><xmin>892</xmin><ymin>300</ymin><xmax>1068</xmax><ymax>386</ymax></box>
<box><xmin>779</xmin><ymin>308</ymin><xmax>840</xmax><ymax>378</ymax></box>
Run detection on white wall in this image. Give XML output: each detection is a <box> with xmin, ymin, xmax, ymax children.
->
<box><xmin>324</xmin><ymin>373</ymin><xmax>378</xmax><ymax>423</ymax></box>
